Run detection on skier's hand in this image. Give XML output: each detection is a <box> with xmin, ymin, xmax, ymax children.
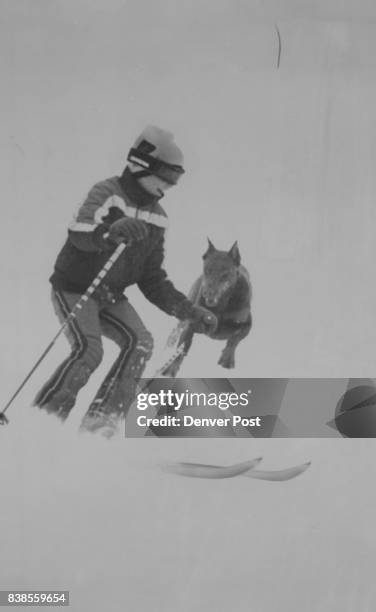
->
<box><xmin>190</xmin><ymin>306</ymin><xmax>218</xmax><ymax>335</ymax></box>
<box><xmin>108</xmin><ymin>217</ymin><xmax>149</xmax><ymax>245</ymax></box>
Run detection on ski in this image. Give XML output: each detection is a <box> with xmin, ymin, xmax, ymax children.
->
<box><xmin>161</xmin><ymin>459</ymin><xmax>311</xmax><ymax>481</ymax></box>
<box><xmin>161</xmin><ymin>458</ymin><xmax>263</xmax><ymax>479</ymax></box>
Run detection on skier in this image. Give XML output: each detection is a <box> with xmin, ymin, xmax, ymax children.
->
<box><xmin>33</xmin><ymin>126</ymin><xmax>217</xmax><ymax>436</ymax></box>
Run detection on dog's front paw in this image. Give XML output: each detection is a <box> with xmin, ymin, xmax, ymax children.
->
<box><xmin>218</xmin><ymin>350</ymin><xmax>235</xmax><ymax>369</ymax></box>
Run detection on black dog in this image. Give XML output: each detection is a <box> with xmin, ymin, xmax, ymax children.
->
<box><xmin>162</xmin><ymin>239</ymin><xmax>252</xmax><ymax>376</ymax></box>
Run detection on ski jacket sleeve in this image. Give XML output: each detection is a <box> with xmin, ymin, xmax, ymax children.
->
<box><xmin>67</xmin><ymin>180</ymin><xmax>116</xmax><ymax>252</ymax></box>
<box><xmin>137</xmin><ymin>235</ymin><xmax>196</xmax><ymax>320</ymax></box>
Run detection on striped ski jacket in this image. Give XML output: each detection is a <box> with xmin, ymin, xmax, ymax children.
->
<box><xmin>50</xmin><ymin>170</ymin><xmax>195</xmax><ymax>320</ymax></box>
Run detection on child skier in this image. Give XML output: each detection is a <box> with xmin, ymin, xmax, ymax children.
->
<box><xmin>33</xmin><ymin>126</ymin><xmax>217</xmax><ymax>436</ymax></box>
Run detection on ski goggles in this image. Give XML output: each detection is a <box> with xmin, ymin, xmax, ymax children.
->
<box><xmin>127</xmin><ymin>148</ymin><xmax>185</xmax><ymax>185</ymax></box>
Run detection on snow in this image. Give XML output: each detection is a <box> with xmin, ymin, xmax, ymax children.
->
<box><xmin>1</xmin><ymin>1</ymin><xmax>376</xmax><ymax>610</ymax></box>
<box><xmin>1</xmin><ymin>418</ymin><xmax>375</xmax><ymax>611</ymax></box>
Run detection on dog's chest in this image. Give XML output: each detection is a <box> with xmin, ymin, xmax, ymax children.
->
<box><xmin>203</xmin><ymin>278</ymin><xmax>251</xmax><ymax>324</ymax></box>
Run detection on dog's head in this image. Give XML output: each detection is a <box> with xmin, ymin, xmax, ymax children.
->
<box><xmin>201</xmin><ymin>239</ymin><xmax>241</xmax><ymax>308</ymax></box>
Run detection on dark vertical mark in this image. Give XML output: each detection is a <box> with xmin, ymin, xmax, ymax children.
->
<box><xmin>275</xmin><ymin>24</ymin><xmax>282</xmax><ymax>69</ymax></box>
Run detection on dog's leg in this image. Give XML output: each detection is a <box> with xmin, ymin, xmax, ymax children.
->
<box><xmin>218</xmin><ymin>318</ymin><xmax>252</xmax><ymax>369</ymax></box>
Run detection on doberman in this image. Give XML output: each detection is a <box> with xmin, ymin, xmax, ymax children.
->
<box><xmin>163</xmin><ymin>239</ymin><xmax>252</xmax><ymax>376</ymax></box>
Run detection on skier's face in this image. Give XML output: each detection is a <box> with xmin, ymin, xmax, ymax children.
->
<box><xmin>137</xmin><ymin>174</ymin><xmax>176</xmax><ymax>198</ymax></box>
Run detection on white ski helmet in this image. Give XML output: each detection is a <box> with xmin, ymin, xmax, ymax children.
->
<box><xmin>127</xmin><ymin>126</ymin><xmax>185</xmax><ymax>185</ymax></box>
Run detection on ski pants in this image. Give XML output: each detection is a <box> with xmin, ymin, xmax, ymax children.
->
<box><xmin>33</xmin><ymin>289</ymin><xmax>154</xmax><ymax>419</ymax></box>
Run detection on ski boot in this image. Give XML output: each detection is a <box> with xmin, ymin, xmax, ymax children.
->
<box><xmin>79</xmin><ymin>405</ymin><xmax>124</xmax><ymax>439</ymax></box>
<box><xmin>37</xmin><ymin>393</ymin><xmax>76</xmax><ymax>422</ymax></box>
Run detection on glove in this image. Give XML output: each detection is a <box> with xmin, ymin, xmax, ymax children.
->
<box><xmin>190</xmin><ymin>305</ymin><xmax>218</xmax><ymax>335</ymax></box>
<box><xmin>107</xmin><ymin>217</ymin><xmax>149</xmax><ymax>245</ymax></box>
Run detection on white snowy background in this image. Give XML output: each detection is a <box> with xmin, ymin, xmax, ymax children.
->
<box><xmin>1</xmin><ymin>1</ymin><xmax>376</xmax><ymax>610</ymax></box>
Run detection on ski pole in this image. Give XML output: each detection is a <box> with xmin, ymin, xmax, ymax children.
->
<box><xmin>0</xmin><ymin>242</ymin><xmax>127</xmax><ymax>425</ymax></box>
<box><xmin>154</xmin><ymin>344</ymin><xmax>185</xmax><ymax>378</ymax></box>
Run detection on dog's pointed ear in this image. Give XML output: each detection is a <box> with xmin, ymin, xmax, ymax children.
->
<box><xmin>228</xmin><ymin>241</ymin><xmax>241</xmax><ymax>265</ymax></box>
<box><xmin>203</xmin><ymin>237</ymin><xmax>216</xmax><ymax>259</ymax></box>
